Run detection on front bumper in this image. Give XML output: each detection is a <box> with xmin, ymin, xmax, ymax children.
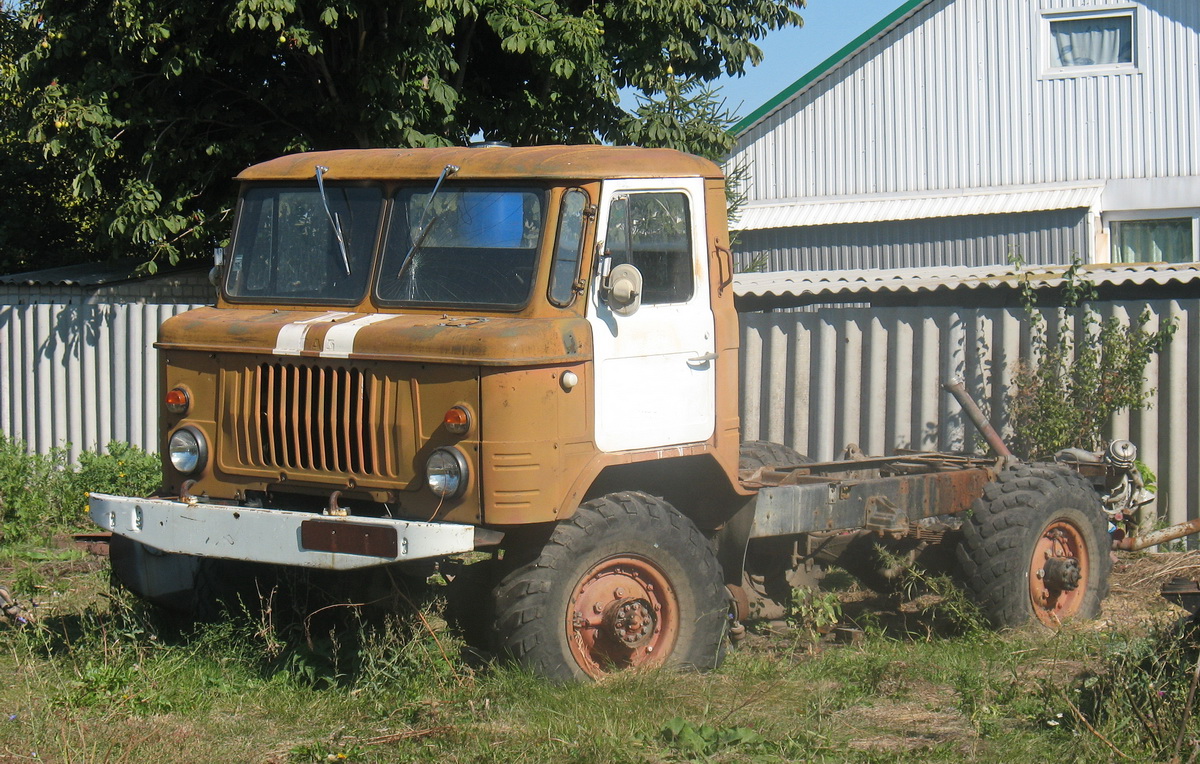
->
<box><xmin>89</xmin><ymin>493</ymin><xmax>494</xmax><ymax>570</ymax></box>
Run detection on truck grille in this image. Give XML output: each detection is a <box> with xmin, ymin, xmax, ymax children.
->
<box><xmin>244</xmin><ymin>362</ymin><xmax>381</xmax><ymax>476</ymax></box>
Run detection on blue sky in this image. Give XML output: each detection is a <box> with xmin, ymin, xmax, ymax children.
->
<box><xmin>711</xmin><ymin>0</ymin><xmax>905</xmax><ymax>123</ymax></box>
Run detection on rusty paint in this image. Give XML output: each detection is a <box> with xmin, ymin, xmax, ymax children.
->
<box><xmin>157</xmin><ymin>307</ymin><xmax>594</xmax><ymax>366</ymax></box>
<box><xmin>237</xmin><ymin>146</ymin><xmax>723</xmax><ymax>183</ymax></box>
<box><xmin>1115</xmin><ymin>517</ymin><xmax>1200</xmax><ymax>551</ymax></box>
<box><xmin>300</xmin><ymin>518</ymin><xmax>399</xmax><ymax>557</ymax></box>
<box><xmin>748</xmin><ymin>455</ymin><xmax>1000</xmax><ymax>538</ymax></box>
<box><xmin>943</xmin><ymin>379</ymin><xmax>1014</xmax><ymax>458</ymax></box>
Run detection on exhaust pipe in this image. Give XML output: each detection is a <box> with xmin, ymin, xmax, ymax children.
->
<box><xmin>942</xmin><ymin>379</ymin><xmax>1015</xmax><ymax>459</ymax></box>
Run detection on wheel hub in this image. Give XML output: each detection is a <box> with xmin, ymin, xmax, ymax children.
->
<box><xmin>602</xmin><ymin>598</ymin><xmax>656</xmax><ymax>648</ymax></box>
<box><xmin>1041</xmin><ymin>556</ymin><xmax>1082</xmax><ymax>592</ymax></box>
<box><xmin>566</xmin><ymin>555</ymin><xmax>678</xmax><ymax>678</ymax></box>
<box><xmin>1029</xmin><ymin>521</ymin><xmax>1091</xmax><ymax>626</ymax></box>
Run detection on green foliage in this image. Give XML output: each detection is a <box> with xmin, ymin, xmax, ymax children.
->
<box><xmin>1075</xmin><ymin>623</ymin><xmax>1200</xmax><ymax>760</ymax></box>
<box><xmin>787</xmin><ymin>586</ymin><xmax>842</xmax><ymax>645</ymax></box>
<box><xmin>655</xmin><ymin>716</ymin><xmax>768</xmax><ymax>760</ymax></box>
<box><xmin>0</xmin><ymin>7</ymin><xmax>98</xmax><ymax>272</ymax></box>
<box><xmin>73</xmin><ymin>441</ymin><xmax>162</xmax><ymax>499</ymax></box>
<box><xmin>0</xmin><ymin>435</ymin><xmax>74</xmax><ymax>543</ymax></box>
<box><xmin>1008</xmin><ymin>258</ymin><xmax>1176</xmax><ymax>459</ymax></box>
<box><xmin>898</xmin><ymin>566</ymin><xmax>989</xmax><ymax>639</ymax></box>
<box><xmin>0</xmin><ymin>436</ymin><xmax>160</xmax><ymax>544</ymax></box>
<box><xmin>4</xmin><ymin>0</ymin><xmax>803</xmax><ymax>270</ymax></box>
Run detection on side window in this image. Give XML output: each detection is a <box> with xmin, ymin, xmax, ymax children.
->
<box><xmin>549</xmin><ymin>189</ymin><xmax>587</xmax><ymax>306</ymax></box>
<box><xmin>604</xmin><ymin>192</ymin><xmax>693</xmax><ymax>305</ymax></box>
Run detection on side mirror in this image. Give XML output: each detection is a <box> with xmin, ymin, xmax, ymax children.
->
<box><xmin>208</xmin><ymin>247</ymin><xmax>225</xmax><ymax>288</ymax></box>
<box><xmin>604</xmin><ymin>263</ymin><xmax>642</xmax><ymax>316</ymax></box>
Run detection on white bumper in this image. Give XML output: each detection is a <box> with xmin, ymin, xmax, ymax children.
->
<box><xmin>89</xmin><ymin>493</ymin><xmax>484</xmax><ymax>570</ymax></box>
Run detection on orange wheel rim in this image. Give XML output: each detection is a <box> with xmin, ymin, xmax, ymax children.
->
<box><xmin>566</xmin><ymin>555</ymin><xmax>679</xmax><ymax>678</ymax></box>
<box><xmin>1029</xmin><ymin>520</ymin><xmax>1091</xmax><ymax>627</ymax></box>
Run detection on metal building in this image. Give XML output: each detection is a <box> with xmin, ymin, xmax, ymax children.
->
<box><xmin>0</xmin><ymin>261</ymin><xmax>212</xmax><ymax>461</ymax></box>
<box><xmin>729</xmin><ymin>0</ymin><xmax>1200</xmax><ymax>271</ymax></box>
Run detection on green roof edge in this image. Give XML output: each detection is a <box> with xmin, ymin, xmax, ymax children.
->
<box><xmin>732</xmin><ymin>0</ymin><xmax>931</xmax><ymax>135</ymax></box>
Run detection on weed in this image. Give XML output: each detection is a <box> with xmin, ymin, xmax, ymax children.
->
<box><xmin>1075</xmin><ymin>621</ymin><xmax>1200</xmax><ymax>759</ymax></box>
<box><xmin>788</xmin><ymin>587</ymin><xmax>842</xmax><ymax>647</ymax></box>
<box><xmin>898</xmin><ymin>567</ymin><xmax>990</xmax><ymax>638</ymax></box>
<box><xmin>653</xmin><ymin>716</ymin><xmax>768</xmax><ymax>759</ymax></box>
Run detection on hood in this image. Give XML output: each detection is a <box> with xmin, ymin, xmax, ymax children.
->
<box><xmin>158</xmin><ymin>307</ymin><xmax>592</xmax><ymax>366</ymax></box>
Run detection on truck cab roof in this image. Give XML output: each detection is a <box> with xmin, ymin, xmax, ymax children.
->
<box><xmin>236</xmin><ymin>145</ymin><xmax>725</xmax><ymax>183</ymax></box>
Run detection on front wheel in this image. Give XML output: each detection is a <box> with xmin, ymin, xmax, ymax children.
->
<box><xmin>494</xmin><ymin>492</ymin><xmax>729</xmax><ymax>681</ymax></box>
<box><xmin>956</xmin><ymin>465</ymin><xmax>1112</xmax><ymax>628</ymax></box>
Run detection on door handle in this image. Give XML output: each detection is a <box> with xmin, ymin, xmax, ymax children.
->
<box><xmin>686</xmin><ymin>352</ymin><xmax>718</xmax><ymax>366</ymax></box>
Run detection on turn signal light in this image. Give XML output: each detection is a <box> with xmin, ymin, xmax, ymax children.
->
<box><xmin>443</xmin><ymin>405</ymin><xmax>472</xmax><ymax>435</ymax></box>
<box><xmin>165</xmin><ymin>387</ymin><xmax>191</xmax><ymax>414</ymax></box>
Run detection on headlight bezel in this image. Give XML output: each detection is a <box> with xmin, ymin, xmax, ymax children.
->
<box><xmin>168</xmin><ymin>425</ymin><xmax>208</xmax><ymax>475</ymax></box>
<box><xmin>426</xmin><ymin>447</ymin><xmax>469</xmax><ymax>499</ymax></box>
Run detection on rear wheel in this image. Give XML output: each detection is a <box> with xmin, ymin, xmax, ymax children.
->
<box><xmin>957</xmin><ymin>465</ymin><xmax>1111</xmax><ymax>628</ymax></box>
<box><xmin>494</xmin><ymin>491</ymin><xmax>729</xmax><ymax>681</ymax></box>
<box><xmin>739</xmin><ymin>440</ymin><xmax>812</xmax><ymax>473</ymax></box>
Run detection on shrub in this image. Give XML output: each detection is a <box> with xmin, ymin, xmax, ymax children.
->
<box><xmin>68</xmin><ymin>441</ymin><xmax>161</xmax><ymax>501</ymax></box>
<box><xmin>0</xmin><ymin>437</ymin><xmax>160</xmax><ymax>545</ymax></box>
<box><xmin>1008</xmin><ymin>259</ymin><xmax>1176</xmax><ymax>459</ymax></box>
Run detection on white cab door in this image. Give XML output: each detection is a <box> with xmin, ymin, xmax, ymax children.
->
<box><xmin>588</xmin><ymin>177</ymin><xmax>716</xmax><ymax>452</ymax></box>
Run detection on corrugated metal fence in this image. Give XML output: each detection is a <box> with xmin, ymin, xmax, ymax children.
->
<box><xmin>0</xmin><ymin>279</ymin><xmax>211</xmax><ymax>461</ymax></box>
<box><xmin>740</xmin><ymin>297</ymin><xmax>1199</xmax><ymax>529</ymax></box>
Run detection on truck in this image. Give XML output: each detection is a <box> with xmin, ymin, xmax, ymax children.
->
<box><xmin>90</xmin><ymin>145</ymin><xmax>1174</xmax><ymax>681</ymax></box>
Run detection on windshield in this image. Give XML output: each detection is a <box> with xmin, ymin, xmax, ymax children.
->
<box><xmin>225</xmin><ymin>186</ymin><xmax>382</xmax><ymax>304</ymax></box>
<box><xmin>375</xmin><ymin>187</ymin><xmax>544</xmax><ymax>308</ymax></box>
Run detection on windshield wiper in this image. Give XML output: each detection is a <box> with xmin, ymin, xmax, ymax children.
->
<box><xmin>397</xmin><ymin>163</ymin><xmax>459</xmax><ymax>277</ymax></box>
<box><xmin>314</xmin><ymin>164</ymin><xmax>351</xmax><ymax>276</ymax></box>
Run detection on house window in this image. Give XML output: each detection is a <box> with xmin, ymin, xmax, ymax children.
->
<box><xmin>1112</xmin><ymin>218</ymin><xmax>1196</xmax><ymax>263</ymax></box>
<box><xmin>1045</xmin><ymin>9</ymin><xmax>1135</xmax><ymax>72</ymax></box>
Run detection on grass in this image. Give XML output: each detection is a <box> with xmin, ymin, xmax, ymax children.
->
<box><xmin>1</xmin><ymin>550</ymin><xmax>1198</xmax><ymax>763</ymax></box>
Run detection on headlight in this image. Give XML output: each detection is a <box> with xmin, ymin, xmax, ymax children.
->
<box><xmin>168</xmin><ymin>426</ymin><xmax>208</xmax><ymax>474</ymax></box>
<box><xmin>426</xmin><ymin>447</ymin><xmax>469</xmax><ymax>499</ymax></box>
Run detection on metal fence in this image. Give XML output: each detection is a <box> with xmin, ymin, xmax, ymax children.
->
<box><xmin>739</xmin><ymin>297</ymin><xmax>1199</xmax><ymax>529</ymax></box>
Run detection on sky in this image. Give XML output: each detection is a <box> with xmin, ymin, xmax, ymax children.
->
<box><xmin>709</xmin><ymin>0</ymin><xmax>905</xmax><ymax>124</ymax></box>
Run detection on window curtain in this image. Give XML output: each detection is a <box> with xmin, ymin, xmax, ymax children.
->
<box><xmin>1051</xmin><ymin>16</ymin><xmax>1132</xmax><ymax>67</ymax></box>
<box><xmin>1113</xmin><ymin>219</ymin><xmax>1193</xmax><ymax>264</ymax></box>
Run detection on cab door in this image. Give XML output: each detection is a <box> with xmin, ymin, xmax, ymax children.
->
<box><xmin>587</xmin><ymin>177</ymin><xmax>716</xmax><ymax>452</ymax></box>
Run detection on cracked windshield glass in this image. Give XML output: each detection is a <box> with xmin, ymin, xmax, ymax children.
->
<box><xmin>376</xmin><ymin>187</ymin><xmax>544</xmax><ymax>308</ymax></box>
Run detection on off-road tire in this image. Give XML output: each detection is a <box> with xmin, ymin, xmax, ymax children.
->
<box><xmin>493</xmin><ymin>491</ymin><xmax>729</xmax><ymax>682</ymax></box>
<box><xmin>956</xmin><ymin>464</ymin><xmax>1112</xmax><ymax>629</ymax></box>
<box><xmin>739</xmin><ymin>440</ymin><xmax>813</xmax><ymax>471</ymax></box>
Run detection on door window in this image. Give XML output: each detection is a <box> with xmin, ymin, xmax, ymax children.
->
<box><xmin>604</xmin><ymin>192</ymin><xmax>694</xmax><ymax>304</ymax></box>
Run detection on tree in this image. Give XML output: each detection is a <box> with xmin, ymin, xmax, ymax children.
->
<box><xmin>0</xmin><ymin>6</ymin><xmax>96</xmax><ymax>272</ymax></box>
<box><xmin>623</xmin><ymin>76</ymin><xmax>750</xmax><ymax>222</ymax></box>
<box><xmin>5</xmin><ymin>0</ymin><xmax>803</xmax><ymax>270</ymax></box>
